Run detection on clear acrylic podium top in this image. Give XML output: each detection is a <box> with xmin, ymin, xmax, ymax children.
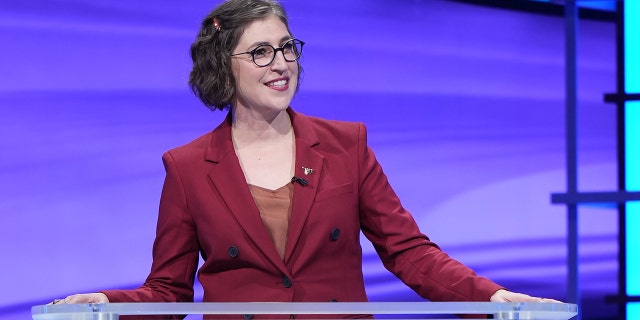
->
<box><xmin>32</xmin><ymin>302</ymin><xmax>578</xmax><ymax>320</ymax></box>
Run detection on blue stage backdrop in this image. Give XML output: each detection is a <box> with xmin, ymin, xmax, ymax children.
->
<box><xmin>0</xmin><ymin>0</ymin><xmax>618</xmax><ymax>319</ymax></box>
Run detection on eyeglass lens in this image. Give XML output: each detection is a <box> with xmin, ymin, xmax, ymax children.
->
<box><xmin>252</xmin><ymin>40</ymin><xmax>303</xmax><ymax>67</ymax></box>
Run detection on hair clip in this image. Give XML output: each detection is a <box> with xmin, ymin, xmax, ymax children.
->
<box><xmin>213</xmin><ymin>17</ymin><xmax>222</xmax><ymax>31</ymax></box>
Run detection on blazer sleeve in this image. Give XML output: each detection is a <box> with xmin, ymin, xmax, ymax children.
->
<box><xmin>355</xmin><ymin>123</ymin><xmax>503</xmax><ymax>302</ymax></box>
<box><xmin>102</xmin><ymin>151</ymin><xmax>199</xmax><ymax>303</ymax></box>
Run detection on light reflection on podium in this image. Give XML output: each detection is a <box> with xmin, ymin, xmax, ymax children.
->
<box><xmin>32</xmin><ymin>302</ymin><xmax>578</xmax><ymax>320</ymax></box>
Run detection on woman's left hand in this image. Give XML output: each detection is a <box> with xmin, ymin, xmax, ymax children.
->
<box><xmin>490</xmin><ymin>289</ymin><xmax>561</xmax><ymax>303</ymax></box>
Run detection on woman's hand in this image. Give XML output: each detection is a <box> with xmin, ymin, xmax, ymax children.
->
<box><xmin>50</xmin><ymin>293</ymin><xmax>109</xmax><ymax>304</ymax></box>
<box><xmin>490</xmin><ymin>289</ymin><xmax>561</xmax><ymax>303</ymax></box>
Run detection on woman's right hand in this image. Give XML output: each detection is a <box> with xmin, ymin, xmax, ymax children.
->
<box><xmin>50</xmin><ymin>293</ymin><xmax>109</xmax><ymax>304</ymax></box>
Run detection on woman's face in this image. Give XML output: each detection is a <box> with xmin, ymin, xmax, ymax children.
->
<box><xmin>230</xmin><ymin>15</ymin><xmax>299</xmax><ymax>116</ymax></box>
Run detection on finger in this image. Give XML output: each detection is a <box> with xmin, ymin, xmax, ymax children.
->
<box><xmin>66</xmin><ymin>295</ymin><xmax>83</xmax><ymax>304</ymax></box>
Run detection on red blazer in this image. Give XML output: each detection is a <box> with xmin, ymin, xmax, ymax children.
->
<box><xmin>103</xmin><ymin>108</ymin><xmax>502</xmax><ymax>307</ymax></box>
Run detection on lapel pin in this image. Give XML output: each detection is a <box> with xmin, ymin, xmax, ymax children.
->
<box><xmin>302</xmin><ymin>167</ymin><xmax>314</xmax><ymax>175</ymax></box>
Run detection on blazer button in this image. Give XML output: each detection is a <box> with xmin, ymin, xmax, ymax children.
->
<box><xmin>243</xmin><ymin>314</ymin><xmax>253</xmax><ymax>320</ymax></box>
<box><xmin>228</xmin><ymin>245</ymin><xmax>239</xmax><ymax>258</ymax></box>
<box><xmin>282</xmin><ymin>276</ymin><xmax>293</xmax><ymax>288</ymax></box>
<box><xmin>330</xmin><ymin>298</ymin><xmax>338</xmax><ymax>302</ymax></box>
<box><xmin>330</xmin><ymin>228</ymin><xmax>341</xmax><ymax>241</ymax></box>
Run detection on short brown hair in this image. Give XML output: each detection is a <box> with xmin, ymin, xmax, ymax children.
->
<box><xmin>188</xmin><ymin>0</ymin><xmax>298</xmax><ymax>111</ymax></box>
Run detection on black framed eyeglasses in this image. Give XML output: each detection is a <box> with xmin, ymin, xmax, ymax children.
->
<box><xmin>231</xmin><ymin>39</ymin><xmax>305</xmax><ymax>67</ymax></box>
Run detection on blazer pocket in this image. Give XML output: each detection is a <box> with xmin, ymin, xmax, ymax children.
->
<box><xmin>316</xmin><ymin>182</ymin><xmax>353</xmax><ymax>202</ymax></box>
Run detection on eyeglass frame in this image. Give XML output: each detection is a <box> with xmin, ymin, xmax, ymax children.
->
<box><xmin>230</xmin><ymin>39</ymin><xmax>305</xmax><ymax>67</ymax></box>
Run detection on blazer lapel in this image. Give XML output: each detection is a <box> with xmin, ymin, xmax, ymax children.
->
<box><xmin>204</xmin><ymin>114</ymin><xmax>285</xmax><ymax>271</ymax></box>
<box><xmin>284</xmin><ymin>109</ymin><xmax>325</xmax><ymax>264</ymax></box>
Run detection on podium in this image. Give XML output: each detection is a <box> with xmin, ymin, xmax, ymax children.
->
<box><xmin>32</xmin><ymin>302</ymin><xmax>578</xmax><ymax>320</ymax></box>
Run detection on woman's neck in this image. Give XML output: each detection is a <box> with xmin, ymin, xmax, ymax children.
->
<box><xmin>231</xmin><ymin>107</ymin><xmax>293</xmax><ymax>144</ymax></box>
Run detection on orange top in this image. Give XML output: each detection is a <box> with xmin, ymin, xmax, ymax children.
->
<box><xmin>248</xmin><ymin>183</ymin><xmax>294</xmax><ymax>260</ymax></box>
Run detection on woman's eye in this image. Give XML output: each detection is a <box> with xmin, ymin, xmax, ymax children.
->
<box><xmin>253</xmin><ymin>47</ymin><xmax>270</xmax><ymax>58</ymax></box>
<box><xmin>282</xmin><ymin>42</ymin><xmax>294</xmax><ymax>52</ymax></box>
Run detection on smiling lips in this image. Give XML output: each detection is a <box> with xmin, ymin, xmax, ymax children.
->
<box><xmin>265</xmin><ymin>78</ymin><xmax>289</xmax><ymax>91</ymax></box>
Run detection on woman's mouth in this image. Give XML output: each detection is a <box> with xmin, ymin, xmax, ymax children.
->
<box><xmin>265</xmin><ymin>79</ymin><xmax>289</xmax><ymax>90</ymax></box>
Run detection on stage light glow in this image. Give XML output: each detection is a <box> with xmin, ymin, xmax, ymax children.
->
<box><xmin>628</xmin><ymin>302</ymin><xmax>640</xmax><ymax>320</ymax></box>
<box><xmin>625</xmin><ymin>0</ymin><xmax>640</xmax><ymax>305</ymax></box>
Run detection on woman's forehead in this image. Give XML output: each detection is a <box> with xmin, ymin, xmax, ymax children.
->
<box><xmin>238</xmin><ymin>15</ymin><xmax>290</xmax><ymax>46</ymax></box>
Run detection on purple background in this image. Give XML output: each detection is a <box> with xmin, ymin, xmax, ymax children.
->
<box><xmin>0</xmin><ymin>0</ymin><xmax>619</xmax><ymax>319</ymax></box>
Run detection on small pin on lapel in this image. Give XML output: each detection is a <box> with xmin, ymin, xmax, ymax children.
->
<box><xmin>302</xmin><ymin>167</ymin><xmax>314</xmax><ymax>175</ymax></box>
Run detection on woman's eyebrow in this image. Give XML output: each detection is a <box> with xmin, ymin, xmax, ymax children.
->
<box><xmin>247</xmin><ymin>36</ymin><xmax>293</xmax><ymax>48</ymax></box>
<box><xmin>278</xmin><ymin>35</ymin><xmax>293</xmax><ymax>43</ymax></box>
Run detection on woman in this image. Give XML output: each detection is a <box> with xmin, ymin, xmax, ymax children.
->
<box><xmin>55</xmin><ymin>0</ymin><xmax>549</xmax><ymax>312</ymax></box>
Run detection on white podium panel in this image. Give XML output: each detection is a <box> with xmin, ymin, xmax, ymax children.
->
<box><xmin>32</xmin><ymin>302</ymin><xmax>577</xmax><ymax>320</ymax></box>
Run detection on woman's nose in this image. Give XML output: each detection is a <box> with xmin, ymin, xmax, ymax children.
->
<box><xmin>269</xmin><ymin>50</ymin><xmax>289</xmax><ymax>71</ymax></box>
